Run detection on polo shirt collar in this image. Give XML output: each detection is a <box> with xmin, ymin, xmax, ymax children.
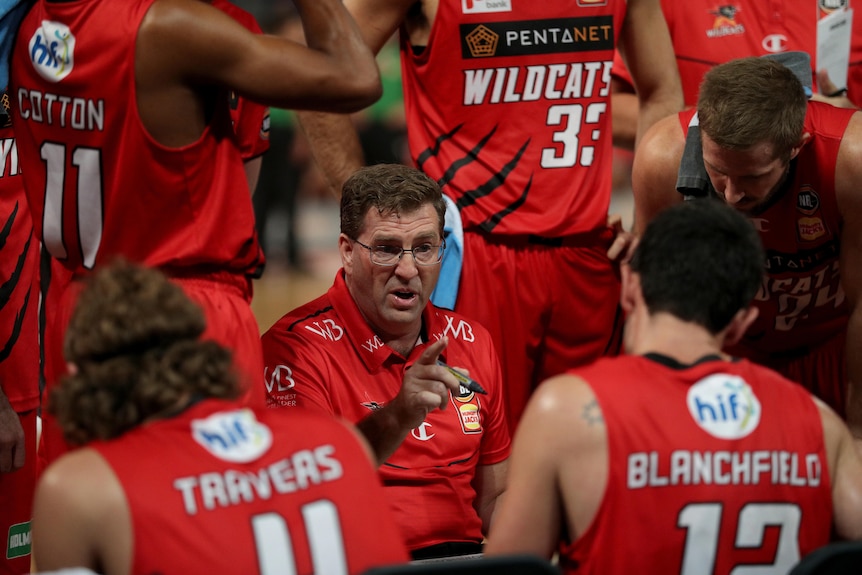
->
<box><xmin>327</xmin><ymin>270</ymin><xmax>443</xmax><ymax>373</ymax></box>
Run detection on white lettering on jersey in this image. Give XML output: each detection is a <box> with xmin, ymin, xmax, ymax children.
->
<box><xmin>627</xmin><ymin>450</ymin><xmax>822</xmax><ymax>489</ymax></box>
<box><xmin>17</xmin><ymin>89</ymin><xmax>104</xmax><ymax>131</ymax></box>
<box><xmin>0</xmin><ymin>139</ymin><xmax>19</xmax><ymax>177</ymax></box>
<box><xmin>463</xmin><ymin>62</ymin><xmax>612</xmax><ymax>106</ymax></box>
<box><xmin>174</xmin><ymin>444</ymin><xmax>344</xmax><ymax>515</ymax></box>
<box><xmin>753</xmin><ymin>261</ymin><xmax>844</xmax><ymax>331</ymax></box>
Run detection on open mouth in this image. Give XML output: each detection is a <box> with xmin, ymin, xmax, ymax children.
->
<box><xmin>389</xmin><ymin>289</ymin><xmax>418</xmax><ymax>309</ymax></box>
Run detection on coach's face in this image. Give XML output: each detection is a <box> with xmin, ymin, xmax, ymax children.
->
<box><xmin>340</xmin><ymin>203</ymin><xmax>442</xmax><ymax>344</ymax></box>
<box><xmin>702</xmin><ymin>131</ymin><xmax>806</xmax><ymax>215</ymax></box>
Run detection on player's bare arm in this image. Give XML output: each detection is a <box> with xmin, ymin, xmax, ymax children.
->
<box><xmin>32</xmin><ymin>449</ymin><xmax>130</xmax><ymax>575</ymax></box>
<box><xmin>631</xmin><ymin>114</ymin><xmax>687</xmax><ymax>234</ymax></box>
<box><xmin>0</xmin><ymin>389</ymin><xmax>23</xmax><ymax>473</ymax></box>
<box><xmin>472</xmin><ymin>460</ymin><xmax>508</xmax><ymax>536</ymax></box>
<box><xmin>485</xmin><ymin>375</ymin><xmax>606</xmax><ymax>558</ymax></box>
<box><xmin>136</xmin><ymin>0</ymin><xmax>381</xmax><ymax>147</ymax></box>
<box><xmin>833</xmin><ymin>112</ymin><xmax>862</xmax><ymax>440</ymax></box>
<box><xmin>816</xmin><ymin>397</ymin><xmax>862</xmax><ymax>540</ymax></box>
<box><xmin>618</xmin><ymin>0</ymin><xmax>683</xmax><ymax>148</ymax></box>
<box><xmin>298</xmin><ymin>0</ymin><xmax>424</xmax><ymax>195</ymax></box>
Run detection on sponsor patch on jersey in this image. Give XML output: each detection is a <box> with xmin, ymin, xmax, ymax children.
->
<box><xmin>454</xmin><ymin>384</ymin><xmax>475</xmax><ymax>402</ymax></box>
<box><xmin>819</xmin><ymin>0</ymin><xmax>849</xmax><ymax>14</ymax></box>
<box><xmin>6</xmin><ymin>522</ymin><xmax>30</xmax><ymax>560</ymax></box>
<box><xmin>462</xmin><ymin>0</ymin><xmax>512</xmax><ymax>14</ymax></box>
<box><xmin>450</xmin><ymin>392</ymin><xmax>483</xmax><ymax>434</ymax></box>
<box><xmin>705</xmin><ymin>5</ymin><xmax>745</xmax><ymax>39</ymax></box>
<box><xmin>796</xmin><ymin>187</ymin><xmax>820</xmax><ymax>215</ymax></box>
<box><xmin>29</xmin><ymin>21</ymin><xmax>75</xmax><ymax>83</ymax></box>
<box><xmin>191</xmin><ymin>409</ymin><xmax>273</xmax><ymax>463</ymax></box>
<box><xmin>461</xmin><ymin>16</ymin><xmax>614</xmax><ymax>59</ymax></box>
<box><xmin>577</xmin><ymin>0</ymin><xmax>609</xmax><ymax>6</ymax></box>
<box><xmin>260</xmin><ymin>113</ymin><xmax>271</xmax><ymax>140</ymax></box>
<box><xmin>798</xmin><ymin>217</ymin><xmax>827</xmax><ymax>241</ymax></box>
<box><xmin>686</xmin><ymin>374</ymin><xmax>761</xmax><ymax>439</ymax></box>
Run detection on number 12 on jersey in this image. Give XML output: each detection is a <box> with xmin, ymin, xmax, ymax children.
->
<box><xmin>678</xmin><ymin>502</ymin><xmax>801</xmax><ymax>574</ymax></box>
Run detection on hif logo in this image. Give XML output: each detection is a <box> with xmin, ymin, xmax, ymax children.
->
<box><xmin>686</xmin><ymin>374</ymin><xmax>761</xmax><ymax>439</ymax></box>
<box><xmin>191</xmin><ymin>409</ymin><xmax>273</xmax><ymax>463</ymax></box>
<box><xmin>29</xmin><ymin>21</ymin><xmax>75</xmax><ymax>83</ymax></box>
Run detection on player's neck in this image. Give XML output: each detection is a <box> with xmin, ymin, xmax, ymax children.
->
<box><xmin>628</xmin><ymin>312</ymin><xmax>728</xmax><ymax>365</ymax></box>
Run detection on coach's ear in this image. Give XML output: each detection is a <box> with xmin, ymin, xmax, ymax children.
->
<box><xmin>723</xmin><ymin>306</ymin><xmax>759</xmax><ymax>347</ymax></box>
<box><xmin>339</xmin><ymin>233</ymin><xmax>356</xmax><ymax>273</ymax></box>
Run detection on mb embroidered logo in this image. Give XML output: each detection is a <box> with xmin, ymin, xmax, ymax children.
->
<box><xmin>264</xmin><ymin>365</ymin><xmax>295</xmax><ymax>393</ymax></box>
<box><xmin>29</xmin><ymin>20</ymin><xmax>75</xmax><ymax>82</ymax></box>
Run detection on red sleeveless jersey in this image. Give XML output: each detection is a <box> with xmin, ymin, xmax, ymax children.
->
<box><xmin>613</xmin><ymin>0</ymin><xmax>862</xmax><ymax>108</ymax></box>
<box><xmin>92</xmin><ymin>400</ymin><xmax>409</xmax><ymax>574</ymax></box>
<box><xmin>400</xmin><ymin>0</ymin><xmax>626</xmax><ymax>236</ymax></box>
<box><xmin>11</xmin><ymin>0</ymin><xmax>264</xmax><ymax>276</ymax></box>
<box><xmin>681</xmin><ymin>103</ymin><xmax>852</xmax><ymax>356</ymax></box>
<box><xmin>0</xmin><ymin>119</ymin><xmax>39</xmax><ymax>412</ymax></box>
<box><xmin>211</xmin><ymin>0</ymin><xmax>270</xmax><ymax>161</ymax></box>
<box><xmin>562</xmin><ymin>354</ymin><xmax>833</xmax><ymax>574</ymax></box>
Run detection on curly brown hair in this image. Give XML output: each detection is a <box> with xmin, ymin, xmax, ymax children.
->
<box><xmin>52</xmin><ymin>260</ymin><xmax>240</xmax><ymax>445</ymax></box>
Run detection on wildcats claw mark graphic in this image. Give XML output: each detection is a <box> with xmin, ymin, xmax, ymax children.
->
<box><xmin>416</xmin><ymin>123</ymin><xmax>531</xmax><ymax>232</ymax></box>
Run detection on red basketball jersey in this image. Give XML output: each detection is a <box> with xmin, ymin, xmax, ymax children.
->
<box><xmin>92</xmin><ymin>399</ymin><xmax>410</xmax><ymax>574</ymax></box>
<box><xmin>400</xmin><ymin>0</ymin><xmax>626</xmax><ymax>236</ymax></box>
<box><xmin>561</xmin><ymin>354</ymin><xmax>833</xmax><ymax>574</ymax></box>
<box><xmin>11</xmin><ymin>0</ymin><xmax>264</xmax><ymax>276</ymax></box>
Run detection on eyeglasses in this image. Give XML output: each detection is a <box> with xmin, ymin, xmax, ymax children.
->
<box><xmin>352</xmin><ymin>238</ymin><xmax>446</xmax><ymax>266</ymax></box>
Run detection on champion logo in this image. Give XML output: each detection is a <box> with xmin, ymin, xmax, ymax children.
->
<box><xmin>29</xmin><ymin>21</ymin><xmax>75</xmax><ymax>82</ymax></box>
<box><xmin>411</xmin><ymin>422</ymin><xmax>436</xmax><ymax>441</ymax></box>
<box><xmin>762</xmin><ymin>34</ymin><xmax>788</xmax><ymax>53</ymax></box>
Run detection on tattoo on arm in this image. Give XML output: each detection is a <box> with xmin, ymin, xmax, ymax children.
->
<box><xmin>581</xmin><ymin>399</ymin><xmax>604</xmax><ymax>426</ymax></box>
